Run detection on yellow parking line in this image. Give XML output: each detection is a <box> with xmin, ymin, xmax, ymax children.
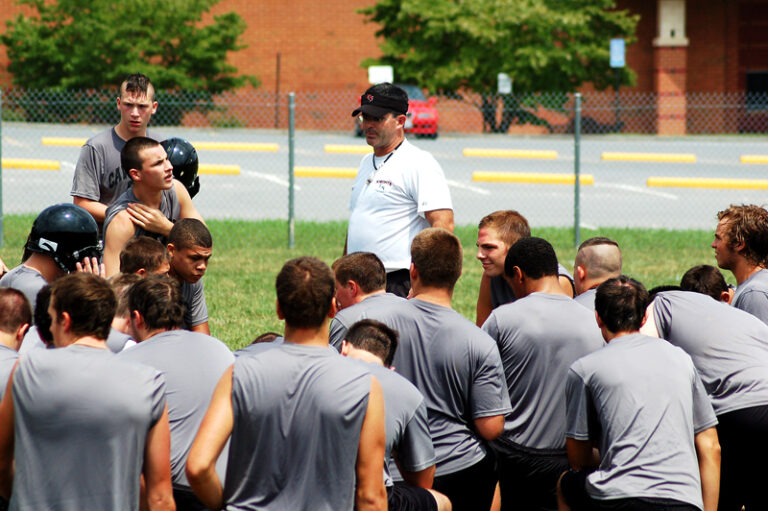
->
<box><xmin>602</xmin><ymin>152</ymin><xmax>695</xmax><ymax>163</ymax></box>
<box><xmin>41</xmin><ymin>137</ymin><xmax>87</xmax><ymax>146</ymax></box>
<box><xmin>740</xmin><ymin>155</ymin><xmax>768</xmax><ymax>164</ymax></box>
<box><xmin>295</xmin><ymin>167</ymin><xmax>358</xmax><ymax>178</ymax></box>
<box><xmin>198</xmin><ymin>164</ymin><xmax>240</xmax><ymax>175</ymax></box>
<box><xmin>472</xmin><ymin>171</ymin><xmax>593</xmax><ymax>185</ymax></box>
<box><xmin>648</xmin><ymin>177</ymin><xmax>768</xmax><ymax>189</ymax></box>
<box><xmin>2</xmin><ymin>158</ymin><xmax>60</xmax><ymax>170</ymax></box>
<box><xmin>324</xmin><ymin>144</ymin><xmax>373</xmax><ymax>154</ymax></box>
<box><xmin>192</xmin><ymin>142</ymin><xmax>279</xmax><ymax>152</ymax></box>
<box><xmin>463</xmin><ymin>148</ymin><xmax>558</xmax><ymax>159</ymax></box>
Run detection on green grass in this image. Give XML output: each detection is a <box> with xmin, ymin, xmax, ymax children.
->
<box><xmin>0</xmin><ymin>215</ymin><xmax>727</xmax><ymax>350</ymax></box>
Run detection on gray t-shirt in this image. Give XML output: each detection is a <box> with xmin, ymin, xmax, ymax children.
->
<box><xmin>490</xmin><ymin>263</ymin><xmax>574</xmax><ymax>308</ymax></box>
<box><xmin>118</xmin><ymin>330</ymin><xmax>234</xmax><ymax>490</ymax></box>
<box><xmin>574</xmin><ymin>288</ymin><xmax>597</xmax><ymax>310</ymax></box>
<box><xmin>106</xmin><ymin>328</ymin><xmax>135</xmax><ymax>353</ymax></box>
<box><xmin>0</xmin><ymin>265</ymin><xmax>47</xmax><ymax>312</ymax></box>
<box><xmin>355</xmin><ymin>360</ymin><xmax>434</xmax><ymax>487</ymax></box>
<box><xmin>0</xmin><ymin>345</ymin><xmax>18</xmax><ymax>401</ymax></box>
<box><xmin>11</xmin><ymin>345</ymin><xmax>166</xmax><ymax>511</ymax></box>
<box><xmin>393</xmin><ymin>299</ymin><xmax>511</xmax><ymax>476</ymax></box>
<box><xmin>224</xmin><ymin>342</ymin><xmax>372</xmax><ymax>510</ymax></box>
<box><xmin>653</xmin><ymin>290</ymin><xmax>768</xmax><ymax>415</ymax></box>
<box><xmin>71</xmin><ymin>127</ymin><xmax>162</xmax><ymax>206</ymax></box>
<box><xmin>482</xmin><ymin>292</ymin><xmax>604</xmax><ymax>451</ymax></box>
<box><xmin>566</xmin><ymin>333</ymin><xmax>718</xmax><ymax>508</ymax></box>
<box><xmin>329</xmin><ymin>292</ymin><xmax>406</xmax><ymax>351</ymax></box>
<box><xmin>103</xmin><ymin>186</ymin><xmax>180</xmax><ymax>245</ymax></box>
<box><xmin>181</xmin><ymin>279</ymin><xmax>208</xmax><ymax>329</ymax></box>
<box><xmin>732</xmin><ymin>268</ymin><xmax>768</xmax><ymax>326</ymax></box>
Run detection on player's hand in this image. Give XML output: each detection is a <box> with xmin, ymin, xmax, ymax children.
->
<box><xmin>127</xmin><ymin>203</ymin><xmax>174</xmax><ymax>237</ymax></box>
<box><xmin>0</xmin><ymin>257</ymin><xmax>8</xmax><ymax>277</ymax></box>
<box><xmin>76</xmin><ymin>257</ymin><xmax>106</xmax><ymax>278</ymax></box>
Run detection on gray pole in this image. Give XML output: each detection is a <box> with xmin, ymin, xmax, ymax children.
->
<box><xmin>288</xmin><ymin>92</ymin><xmax>295</xmax><ymax>249</ymax></box>
<box><xmin>573</xmin><ymin>92</ymin><xmax>582</xmax><ymax>248</ymax></box>
<box><xmin>0</xmin><ymin>90</ymin><xmax>4</xmax><ymax>248</ymax></box>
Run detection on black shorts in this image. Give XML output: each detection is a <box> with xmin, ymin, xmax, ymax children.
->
<box><xmin>388</xmin><ymin>482</ymin><xmax>437</xmax><ymax>511</ymax></box>
<box><xmin>432</xmin><ymin>454</ymin><xmax>496</xmax><ymax>511</ymax></box>
<box><xmin>495</xmin><ymin>442</ymin><xmax>569</xmax><ymax>511</ymax></box>
<box><xmin>173</xmin><ymin>487</ymin><xmax>208</xmax><ymax>511</ymax></box>
<box><xmin>386</xmin><ymin>269</ymin><xmax>411</xmax><ymax>298</ymax></box>
<box><xmin>560</xmin><ymin>470</ymin><xmax>698</xmax><ymax>511</ymax></box>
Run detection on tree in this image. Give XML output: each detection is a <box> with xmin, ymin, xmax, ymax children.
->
<box><xmin>1</xmin><ymin>0</ymin><xmax>258</xmax><ymax>123</ymax></box>
<box><xmin>360</xmin><ymin>0</ymin><xmax>638</xmax><ymax>133</ymax></box>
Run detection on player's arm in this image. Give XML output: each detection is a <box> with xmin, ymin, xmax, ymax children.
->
<box><xmin>566</xmin><ymin>437</ymin><xmax>599</xmax><ymax>471</ymax></box>
<box><xmin>473</xmin><ymin>414</ymin><xmax>505</xmax><ymax>441</ymax></box>
<box><xmin>355</xmin><ymin>376</ymin><xmax>387</xmax><ymax>511</ymax></box>
<box><xmin>104</xmin><ymin>211</ymin><xmax>136</xmax><ymax>277</ymax></box>
<box><xmin>0</xmin><ymin>257</ymin><xmax>8</xmax><ymax>277</ymax></box>
<box><xmin>694</xmin><ymin>426</ymin><xmax>721</xmax><ymax>511</ymax></box>
<box><xmin>476</xmin><ymin>274</ymin><xmax>493</xmax><ymax>326</ymax></box>
<box><xmin>0</xmin><ymin>368</ymin><xmax>17</xmax><ymax>499</ymax></box>
<box><xmin>143</xmin><ymin>404</ymin><xmax>175</xmax><ymax>511</ymax></box>
<box><xmin>73</xmin><ymin>196</ymin><xmax>108</xmax><ymax>224</ymax></box>
<box><xmin>175</xmin><ymin>181</ymin><xmax>205</xmax><ymax>224</ymax></box>
<box><xmin>190</xmin><ymin>322</ymin><xmax>210</xmax><ymax>335</ymax></box>
<box><xmin>424</xmin><ymin>209</ymin><xmax>454</xmax><ymax>232</ymax></box>
<box><xmin>187</xmin><ymin>365</ymin><xmax>234</xmax><ymax>511</ymax></box>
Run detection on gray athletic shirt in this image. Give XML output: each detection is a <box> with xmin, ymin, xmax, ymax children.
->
<box><xmin>118</xmin><ymin>330</ymin><xmax>234</xmax><ymax>489</ymax></box>
<box><xmin>225</xmin><ymin>342</ymin><xmax>372</xmax><ymax>511</ymax></box>
<box><xmin>574</xmin><ymin>287</ymin><xmax>597</xmax><ymax>310</ymax></box>
<box><xmin>483</xmin><ymin>292</ymin><xmax>604</xmax><ymax>451</ymax></box>
<box><xmin>329</xmin><ymin>292</ymin><xmax>406</xmax><ymax>351</ymax></box>
<box><xmin>0</xmin><ymin>345</ymin><xmax>18</xmax><ymax>401</ymax></box>
<box><xmin>11</xmin><ymin>345</ymin><xmax>166</xmax><ymax>511</ymax></box>
<box><xmin>490</xmin><ymin>263</ymin><xmax>574</xmax><ymax>308</ymax></box>
<box><xmin>732</xmin><ymin>268</ymin><xmax>768</xmax><ymax>326</ymax></box>
<box><xmin>182</xmin><ymin>279</ymin><xmax>208</xmax><ymax>328</ymax></box>
<box><xmin>393</xmin><ymin>299</ymin><xmax>511</xmax><ymax>476</ymax></box>
<box><xmin>355</xmin><ymin>360</ymin><xmax>434</xmax><ymax>487</ymax></box>
<box><xmin>566</xmin><ymin>333</ymin><xmax>718</xmax><ymax>508</ymax></box>
<box><xmin>0</xmin><ymin>265</ymin><xmax>47</xmax><ymax>312</ymax></box>
<box><xmin>71</xmin><ymin>127</ymin><xmax>161</xmax><ymax>206</ymax></box>
<box><xmin>653</xmin><ymin>290</ymin><xmax>768</xmax><ymax>415</ymax></box>
<box><xmin>103</xmin><ymin>186</ymin><xmax>180</xmax><ymax>245</ymax></box>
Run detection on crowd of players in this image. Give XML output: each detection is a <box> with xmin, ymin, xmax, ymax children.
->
<box><xmin>0</xmin><ymin>74</ymin><xmax>763</xmax><ymax>511</ymax></box>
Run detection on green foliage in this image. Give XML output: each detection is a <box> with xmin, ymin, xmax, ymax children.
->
<box><xmin>1</xmin><ymin>0</ymin><xmax>258</xmax><ymax>94</ymax></box>
<box><xmin>361</xmin><ymin>0</ymin><xmax>638</xmax><ymax>132</ymax></box>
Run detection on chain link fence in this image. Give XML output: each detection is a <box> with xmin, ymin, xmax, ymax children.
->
<box><xmin>2</xmin><ymin>87</ymin><xmax>768</xmax><ymax>245</ymax></box>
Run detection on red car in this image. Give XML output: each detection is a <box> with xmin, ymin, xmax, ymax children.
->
<box><xmin>355</xmin><ymin>84</ymin><xmax>439</xmax><ymax>139</ymax></box>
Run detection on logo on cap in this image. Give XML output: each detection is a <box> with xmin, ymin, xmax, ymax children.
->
<box><xmin>366</xmin><ymin>94</ymin><xmax>374</xmax><ymax>103</ymax></box>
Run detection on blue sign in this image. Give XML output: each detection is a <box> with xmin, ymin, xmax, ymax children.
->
<box><xmin>610</xmin><ymin>39</ymin><xmax>625</xmax><ymax>68</ymax></box>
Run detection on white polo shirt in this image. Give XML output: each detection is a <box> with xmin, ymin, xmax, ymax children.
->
<box><xmin>347</xmin><ymin>138</ymin><xmax>452</xmax><ymax>272</ymax></box>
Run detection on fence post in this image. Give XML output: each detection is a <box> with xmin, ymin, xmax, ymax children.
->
<box><xmin>573</xmin><ymin>92</ymin><xmax>581</xmax><ymax>248</ymax></box>
<box><xmin>0</xmin><ymin>89</ymin><xmax>4</xmax><ymax>248</ymax></box>
<box><xmin>288</xmin><ymin>92</ymin><xmax>295</xmax><ymax>249</ymax></box>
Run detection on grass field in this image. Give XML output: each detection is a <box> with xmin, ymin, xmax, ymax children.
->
<box><xmin>0</xmin><ymin>215</ymin><xmax>727</xmax><ymax>350</ymax></box>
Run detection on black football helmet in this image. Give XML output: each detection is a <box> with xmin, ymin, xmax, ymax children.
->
<box><xmin>26</xmin><ymin>204</ymin><xmax>102</xmax><ymax>273</ymax></box>
<box><xmin>161</xmin><ymin>137</ymin><xmax>200</xmax><ymax>198</ymax></box>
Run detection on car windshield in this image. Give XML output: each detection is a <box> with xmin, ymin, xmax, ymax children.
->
<box><xmin>396</xmin><ymin>84</ymin><xmax>426</xmax><ymax>101</ymax></box>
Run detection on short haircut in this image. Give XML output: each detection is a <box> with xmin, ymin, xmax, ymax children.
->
<box><xmin>128</xmin><ymin>275</ymin><xmax>185</xmax><ymax>331</ymax></box>
<box><xmin>717</xmin><ymin>204</ymin><xmax>768</xmax><ymax>267</ymax></box>
<box><xmin>120</xmin><ymin>73</ymin><xmax>154</xmax><ymax>102</ymax></box>
<box><xmin>169</xmin><ymin>218</ymin><xmax>213</xmax><ymax>250</ymax></box>
<box><xmin>121</xmin><ymin>136</ymin><xmax>161</xmax><ymax>178</ymax></box>
<box><xmin>575</xmin><ymin>237</ymin><xmax>622</xmax><ymax>279</ymax></box>
<box><xmin>332</xmin><ymin>252</ymin><xmax>386</xmax><ymax>293</ymax></box>
<box><xmin>410</xmin><ymin>228</ymin><xmax>463</xmax><ymax>290</ymax></box>
<box><xmin>478</xmin><ymin>210</ymin><xmax>531</xmax><ymax>246</ymax></box>
<box><xmin>33</xmin><ymin>285</ymin><xmax>53</xmax><ymax>345</ymax></box>
<box><xmin>109</xmin><ymin>273</ymin><xmax>142</xmax><ymax>318</ymax></box>
<box><xmin>595</xmin><ymin>276</ymin><xmax>649</xmax><ymax>334</ymax></box>
<box><xmin>680</xmin><ymin>265</ymin><xmax>729</xmax><ymax>301</ymax></box>
<box><xmin>345</xmin><ymin>319</ymin><xmax>399</xmax><ymax>367</ymax></box>
<box><xmin>0</xmin><ymin>287</ymin><xmax>32</xmax><ymax>334</ymax></box>
<box><xmin>505</xmin><ymin>237</ymin><xmax>558</xmax><ymax>280</ymax></box>
<box><xmin>251</xmin><ymin>332</ymin><xmax>281</xmax><ymax>345</ymax></box>
<box><xmin>50</xmin><ymin>273</ymin><xmax>116</xmax><ymax>341</ymax></box>
<box><xmin>276</xmin><ymin>257</ymin><xmax>335</xmax><ymax>329</ymax></box>
<box><xmin>120</xmin><ymin>236</ymin><xmax>169</xmax><ymax>274</ymax></box>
